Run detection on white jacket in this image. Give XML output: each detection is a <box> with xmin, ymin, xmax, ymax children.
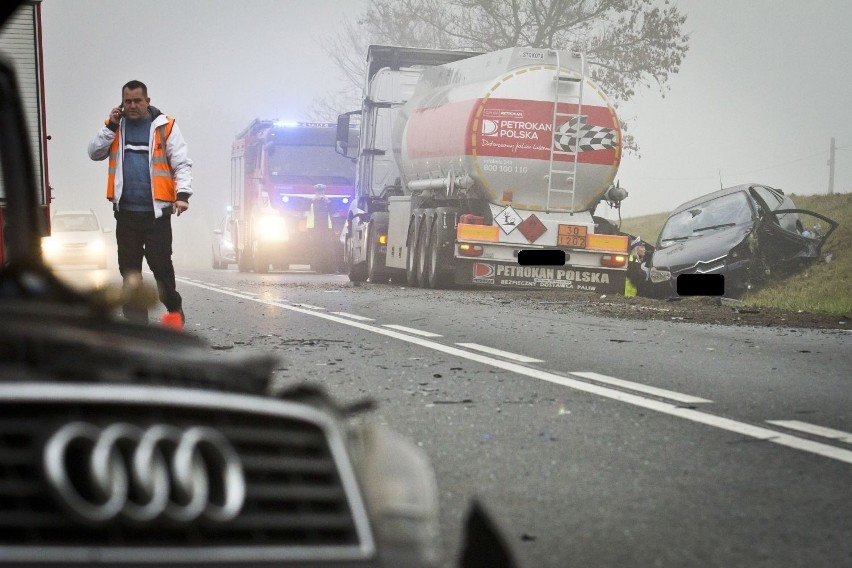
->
<box><xmin>88</xmin><ymin>108</ymin><xmax>193</xmax><ymax>218</ymax></box>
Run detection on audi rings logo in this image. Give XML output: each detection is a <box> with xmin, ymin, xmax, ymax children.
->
<box><xmin>43</xmin><ymin>422</ymin><xmax>246</xmax><ymax>524</ymax></box>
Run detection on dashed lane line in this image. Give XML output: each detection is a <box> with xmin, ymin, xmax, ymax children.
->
<box><xmin>767</xmin><ymin>420</ymin><xmax>852</xmax><ymax>444</ymax></box>
<box><xmin>331</xmin><ymin>312</ymin><xmax>376</xmax><ymax>322</ymax></box>
<box><xmin>456</xmin><ymin>342</ymin><xmax>544</xmax><ymax>363</ymax></box>
<box><xmin>382</xmin><ymin>324</ymin><xmax>442</xmax><ymax>338</ymax></box>
<box><xmin>570</xmin><ymin>371</ymin><xmax>712</xmax><ymax>405</ymax></box>
<box><xmin>176</xmin><ymin>277</ymin><xmax>852</xmax><ymax>466</ymax></box>
<box><xmin>292</xmin><ymin>303</ymin><xmax>325</xmax><ymax>310</ymax></box>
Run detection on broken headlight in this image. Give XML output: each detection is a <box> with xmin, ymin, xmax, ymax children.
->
<box><xmin>649</xmin><ymin>267</ymin><xmax>672</xmax><ymax>283</ymax></box>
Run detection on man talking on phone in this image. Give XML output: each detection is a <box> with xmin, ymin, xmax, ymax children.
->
<box><xmin>88</xmin><ymin>80</ymin><xmax>193</xmax><ymax>327</ymax></box>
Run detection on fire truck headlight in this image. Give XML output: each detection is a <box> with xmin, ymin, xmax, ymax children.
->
<box><xmin>257</xmin><ymin>215</ymin><xmax>288</xmax><ymax>241</ymax></box>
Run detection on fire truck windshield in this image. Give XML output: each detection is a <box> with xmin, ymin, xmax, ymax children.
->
<box><xmin>267</xmin><ymin>145</ymin><xmax>355</xmax><ymax>185</ymax></box>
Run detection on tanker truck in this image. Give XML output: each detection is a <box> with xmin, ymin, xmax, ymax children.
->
<box><xmin>336</xmin><ymin>45</ymin><xmax>630</xmax><ymax>293</ymax></box>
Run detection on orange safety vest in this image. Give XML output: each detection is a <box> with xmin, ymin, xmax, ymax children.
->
<box><xmin>106</xmin><ymin>118</ymin><xmax>177</xmax><ymax>202</ymax></box>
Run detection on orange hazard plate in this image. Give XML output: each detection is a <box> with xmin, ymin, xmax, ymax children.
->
<box><xmin>557</xmin><ymin>224</ymin><xmax>587</xmax><ymax>248</ymax></box>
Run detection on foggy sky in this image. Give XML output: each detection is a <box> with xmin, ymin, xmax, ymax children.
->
<box><xmin>37</xmin><ymin>0</ymin><xmax>852</xmax><ymax>266</ymax></box>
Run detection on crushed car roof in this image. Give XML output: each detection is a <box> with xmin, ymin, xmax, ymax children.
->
<box><xmin>670</xmin><ymin>183</ymin><xmax>775</xmax><ymax>214</ymax></box>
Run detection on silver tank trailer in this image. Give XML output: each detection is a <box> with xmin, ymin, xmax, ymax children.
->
<box><xmin>392</xmin><ymin>47</ymin><xmax>622</xmax><ymax>212</ymax></box>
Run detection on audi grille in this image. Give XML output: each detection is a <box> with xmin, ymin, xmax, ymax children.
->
<box><xmin>0</xmin><ymin>383</ymin><xmax>377</xmax><ymax>565</ymax></box>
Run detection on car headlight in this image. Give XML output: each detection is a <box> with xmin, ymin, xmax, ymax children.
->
<box><xmin>256</xmin><ymin>215</ymin><xmax>288</xmax><ymax>241</ymax></box>
<box><xmin>41</xmin><ymin>236</ymin><xmax>60</xmax><ymax>255</ymax></box>
<box><xmin>88</xmin><ymin>239</ymin><xmax>106</xmax><ymax>253</ymax></box>
<box><xmin>352</xmin><ymin>425</ymin><xmax>441</xmax><ymax>567</ymax></box>
<box><xmin>649</xmin><ymin>267</ymin><xmax>672</xmax><ymax>283</ymax></box>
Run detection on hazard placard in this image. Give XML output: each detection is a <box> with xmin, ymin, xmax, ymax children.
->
<box><xmin>557</xmin><ymin>224</ymin><xmax>588</xmax><ymax>248</ymax></box>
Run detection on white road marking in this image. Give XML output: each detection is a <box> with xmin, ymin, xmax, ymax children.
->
<box><xmin>292</xmin><ymin>303</ymin><xmax>325</xmax><ymax>310</ymax></box>
<box><xmin>767</xmin><ymin>420</ymin><xmax>852</xmax><ymax>444</ymax></box>
<box><xmin>382</xmin><ymin>324</ymin><xmax>442</xmax><ymax>338</ymax></box>
<box><xmin>570</xmin><ymin>371</ymin><xmax>712</xmax><ymax>404</ymax></box>
<box><xmin>456</xmin><ymin>342</ymin><xmax>544</xmax><ymax>363</ymax></box>
<box><xmin>331</xmin><ymin>312</ymin><xmax>375</xmax><ymax>322</ymax></box>
<box><xmin>177</xmin><ymin>278</ymin><xmax>852</xmax><ymax>466</ymax></box>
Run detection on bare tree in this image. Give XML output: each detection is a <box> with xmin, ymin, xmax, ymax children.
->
<box><xmin>314</xmin><ymin>0</ymin><xmax>689</xmax><ymax>149</ymax></box>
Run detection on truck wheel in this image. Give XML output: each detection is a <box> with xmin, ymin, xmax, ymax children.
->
<box><xmin>416</xmin><ymin>216</ymin><xmax>431</xmax><ymax>288</ymax></box>
<box><xmin>367</xmin><ymin>223</ymin><xmax>389</xmax><ymax>283</ymax></box>
<box><xmin>252</xmin><ymin>244</ymin><xmax>269</xmax><ymax>273</ymax></box>
<box><xmin>237</xmin><ymin>250</ymin><xmax>251</xmax><ymax>273</ymax></box>
<box><xmin>346</xmin><ymin>234</ymin><xmax>367</xmax><ymax>282</ymax></box>
<box><xmin>426</xmin><ymin>219</ymin><xmax>450</xmax><ymax>288</ymax></box>
<box><xmin>405</xmin><ymin>219</ymin><xmax>419</xmax><ymax>286</ymax></box>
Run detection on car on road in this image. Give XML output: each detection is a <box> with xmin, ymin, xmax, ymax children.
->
<box><xmin>41</xmin><ymin>209</ymin><xmax>110</xmax><ymax>269</ymax></box>
<box><xmin>648</xmin><ymin>184</ymin><xmax>837</xmax><ymax>296</ymax></box>
<box><xmin>212</xmin><ymin>211</ymin><xmax>236</xmax><ymax>269</ymax></box>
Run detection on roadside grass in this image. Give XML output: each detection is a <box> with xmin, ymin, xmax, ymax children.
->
<box><xmin>620</xmin><ymin>193</ymin><xmax>852</xmax><ymax>316</ymax></box>
<box><xmin>618</xmin><ymin>212</ymin><xmax>669</xmax><ymax>245</ymax></box>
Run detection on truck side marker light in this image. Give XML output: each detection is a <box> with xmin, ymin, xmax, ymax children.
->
<box><xmin>600</xmin><ymin>254</ymin><xmax>626</xmax><ymax>268</ymax></box>
<box><xmin>459</xmin><ymin>244</ymin><xmax>484</xmax><ymax>257</ymax></box>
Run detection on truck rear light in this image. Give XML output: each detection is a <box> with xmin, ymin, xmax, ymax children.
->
<box><xmin>600</xmin><ymin>254</ymin><xmax>627</xmax><ymax>268</ymax></box>
<box><xmin>458</xmin><ymin>243</ymin><xmax>484</xmax><ymax>257</ymax></box>
<box><xmin>459</xmin><ymin>214</ymin><xmax>485</xmax><ymax>225</ymax></box>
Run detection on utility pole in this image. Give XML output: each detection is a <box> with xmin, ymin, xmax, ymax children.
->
<box><xmin>828</xmin><ymin>137</ymin><xmax>835</xmax><ymax>194</ymax></box>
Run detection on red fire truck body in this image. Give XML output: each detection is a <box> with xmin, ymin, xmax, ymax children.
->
<box><xmin>230</xmin><ymin>120</ymin><xmax>356</xmax><ymax>273</ymax></box>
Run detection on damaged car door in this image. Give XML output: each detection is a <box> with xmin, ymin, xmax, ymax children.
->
<box><xmin>753</xmin><ymin>206</ymin><xmax>838</xmax><ymax>273</ymax></box>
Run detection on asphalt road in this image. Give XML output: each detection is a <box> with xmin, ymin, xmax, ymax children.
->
<box><xmin>60</xmin><ymin>265</ymin><xmax>852</xmax><ymax>568</ymax></box>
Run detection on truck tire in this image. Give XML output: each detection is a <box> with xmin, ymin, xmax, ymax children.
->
<box><xmin>346</xmin><ymin>232</ymin><xmax>367</xmax><ymax>282</ymax></box>
<box><xmin>416</xmin><ymin>210</ymin><xmax>435</xmax><ymax>288</ymax></box>
<box><xmin>367</xmin><ymin>222</ymin><xmax>389</xmax><ymax>283</ymax></box>
<box><xmin>237</xmin><ymin>249</ymin><xmax>251</xmax><ymax>273</ymax></box>
<box><xmin>425</xmin><ymin>209</ymin><xmax>455</xmax><ymax>288</ymax></box>
<box><xmin>405</xmin><ymin>211</ymin><xmax>423</xmax><ymax>287</ymax></box>
<box><xmin>252</xmin><ymin>244</ymin><xmax>269</xmax><ymax>273</ymax></box>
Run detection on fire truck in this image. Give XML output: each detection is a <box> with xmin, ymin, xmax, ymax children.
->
<box><xmin>337</xmin><ymin>45</ymin><xmax>630</xmax><ymax>292</ymax></box>
<box><xmin>230</xmin><ymin>120</ymin><xmax>357</xmax><ymax>273</ymax></box>
<box><xmin>0</xmin><ymin>0</ymin><xmax>50</xmax><ymax>264</ymax></box>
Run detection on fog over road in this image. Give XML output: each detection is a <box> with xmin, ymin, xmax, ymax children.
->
<box><xmin>122</xmin><ymin>267</ymin><xmax>851</xmax><ymax>567</ymax></box>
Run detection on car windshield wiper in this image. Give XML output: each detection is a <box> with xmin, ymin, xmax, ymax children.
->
<box><xmin>692</xmin><ymin>223</ymin><xmax>736</xmax><ymax>232</ymax></box>
<box><xmin>661</xmin><ymin>236</ymin><xmax>691</xmax><ymax>242</ymax></box>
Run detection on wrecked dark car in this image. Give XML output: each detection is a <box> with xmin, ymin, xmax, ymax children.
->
<box><xmin>648</xmin><ymin>184</ymin><xmax>837</xmax><ymax>296</ymax></box>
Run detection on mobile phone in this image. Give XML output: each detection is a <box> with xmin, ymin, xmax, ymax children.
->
<box><xmin>118</xmin><ymin>103</ymin><xmax>124</xmax><ymax>117</ymax></box>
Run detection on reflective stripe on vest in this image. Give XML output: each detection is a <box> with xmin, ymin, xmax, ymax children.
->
<box><xmin>105</xmin><ymin>117</ymin><xmax>177</xmax><ymax>202</ymax></box>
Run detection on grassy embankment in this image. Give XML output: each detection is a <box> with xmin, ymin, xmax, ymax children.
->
<box><xmin>619</xmin><ymin>193</ymin><xmax>852</xmax><ymax>316</ymax></box>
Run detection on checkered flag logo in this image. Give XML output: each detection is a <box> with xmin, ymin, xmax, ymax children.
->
<box><xmin>554</xmin><ymin>116</ymin><xmax>617</xmax><ymax>152</ymax></box>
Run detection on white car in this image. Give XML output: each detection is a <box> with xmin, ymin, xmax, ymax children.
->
<box><xmin>42</xmin><ymin>209</ymin><xmax>110</xmax><ymax>269</ymax></box>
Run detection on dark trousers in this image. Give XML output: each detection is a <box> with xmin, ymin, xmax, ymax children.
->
<box><xmin>311</xmin><ymin>226</ymin><xmax>335</xmax><ymax>273</ymax></box>
<box><xmin>114</xmin><ymin>209</ymin><xmax>182</xmax><ymax>322</ymax></box>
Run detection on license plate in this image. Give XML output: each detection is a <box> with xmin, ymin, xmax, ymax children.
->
<box><xmin>557</xmin><ymin>224</ymin><xmax>587</xmax><ymax>248</ymax></box>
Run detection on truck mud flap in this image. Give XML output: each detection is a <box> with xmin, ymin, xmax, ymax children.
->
<box><xmin>454</xmin><ymin>259</ymin><xmax>625</xmax><ymax>293</ymax></box>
